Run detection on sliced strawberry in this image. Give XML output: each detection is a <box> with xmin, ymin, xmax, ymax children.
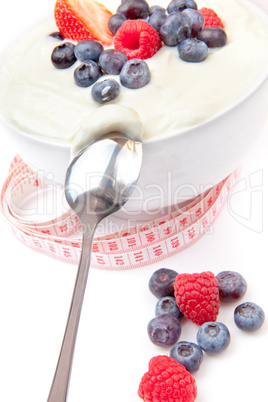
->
<box><xmin>54</xmin><ymin>0</ymin><xmax>113</xmax><ymax>45</ymax></box>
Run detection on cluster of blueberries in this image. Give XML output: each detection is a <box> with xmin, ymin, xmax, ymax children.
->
<box><xmin>51</xmin><ymin>38</ymin><xmax>150</xmax><ymax>103</ymax></box>
<box><xmin>111</xmin><ymin>0</ymin><xmax>227</xmax><ymax>62</ymax></box>
<box><xmin>147</xmin><ymin>268</ymin><xmax>265</xmax><ymax>374</ymax></box>
<box><xmin>50</xmin><ymin>0</ymin><xmax>228</xmax><ymax>104</ymax></box>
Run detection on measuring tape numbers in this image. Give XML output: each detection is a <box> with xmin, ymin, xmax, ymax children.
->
<box><xmin>0</xmin><ymin>155</ymin><xmax>240</xmax><ymax>269</ymax></box>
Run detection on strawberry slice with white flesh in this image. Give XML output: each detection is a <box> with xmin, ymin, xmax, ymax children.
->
<box><xmin>54</xmin><ymin>0</ymin><xmax>114</xmax><ymax>45</ymax></box>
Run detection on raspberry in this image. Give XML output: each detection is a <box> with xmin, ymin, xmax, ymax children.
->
<box><xmin>198</xmin><ymin>7</ymin><xmax>224</xmax><ymax>28</ymax></box>
<box><xmin>174</xmin><ymin>271</ymin><xmax>220</xmax><ymax>326</ymax></box>
<box><xmin>114</xmin><ymin>20</ymin><xmax>162</xmax><ymax>60</ymax></box>
<box><xmin>138</xmin><ymin>355</ymin><xmax>197</xmax><ymax>402</ymax></box>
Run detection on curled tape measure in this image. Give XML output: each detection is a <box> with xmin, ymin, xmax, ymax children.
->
<box><xmin>0</xmin><ymin>155</ymin><xmax>239</xmax><ymax>270</ymax></box>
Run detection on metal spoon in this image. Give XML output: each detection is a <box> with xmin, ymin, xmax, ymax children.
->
<box><xmin>47</xmin><ymin>132</ymin><xmax>142</xmax><ymax>402</ymax></box>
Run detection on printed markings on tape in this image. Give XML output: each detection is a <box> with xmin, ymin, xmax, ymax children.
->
<box><xmin>0</xmin><ymin>155</ymin><xmax>240</xmax><ymax>269</ymax></box>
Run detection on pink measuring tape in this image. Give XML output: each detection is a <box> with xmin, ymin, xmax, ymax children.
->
<box><xmin>0</xmin><ymin>155</ymin><xmax>239</xmax><ymax>270</ymax></box>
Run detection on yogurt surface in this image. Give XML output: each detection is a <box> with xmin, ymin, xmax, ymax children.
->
<box><xmin>0</xmin><ymin>0</ymin><xmax>268</xmax><ymax>146</ymax></box>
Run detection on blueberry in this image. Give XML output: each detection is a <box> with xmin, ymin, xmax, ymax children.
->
<box><xmin>216</xmin><ymin>271</ymin><xmax>247</xmax><ymax>303</ymax></box>
<box><xmin>167</xmin><ymin>0</ymin><xmax>197</xmax><ymax>14</ymax></box>
<box><xmin>178</xmin><ymin>38</ymin><xmax>208</xmax><ymax>62</ymax></box>
<box><xmin>51</xmin><ymin>42</ymin><xmax>77</xmax><ymax>69</ymax></box>
<box><xmin>147</xmin><ymin>313</ymin><xmax>181</xmax><ymax>347</ymax></box>
<box><xmin>108</xmin><ymin>13</ymin><xmax>127</xmax><ymax>35</ymax></box>
<box><xmin>197</xmin><ymin>322</ymin><xmax>231</xmax><ymax>354</ymax></box>
<box><xmin>170</xmin><ymin>341</ymin><xmax>203</xmax><ymax>373</ymax></box>
<box><xmin>149</xmin><ymin>5</ymin><xmax>166</xmax><ymax>15</ymax></box>
<box><xmin>234</xmin><ymin>302</ymin><xmax>265</xmax><ymax>332</ymax></box>
<box><xmin>120</xmin><ymin>59</ymin><xmax>150</xmax><ymax>89</ymax></box>
<box><xmin>197</xmin><ymin>27</ymin><xmax>227</xmax><ymax>47</ymax></box>
<box><xmin>155</xmin><ymin>296</ymin><xmax>183</xmax><ymax>320</ymax></box>
<box><xmin>149</xmin><ymin>268</ymin><xmax>178</xmax><ymax>298</ymax></box>
<box><xmin>49</xmin><ymin>31</ymin><xmax>64</xmax><ymax>41</ymax></box>
<box><xmin>91</xmin><ymin>79</ymin><xmax>120</xmax><ymax>104</ymax></box>
<box><xmin>160</xmin><ymin>12</ymin><xmax>191</xmax><ymax>46</ymax></box>
<box><xmin>117</xmin><ymin>0</ymin><xmax>150</xmax><ymax>20</ymax></box>
<box><xmin>148</xmin><ymin>11</ymin><xmax>167</xmax><ymax>33</ymax></box>
<box><xmin>99</xmin><ymin>49</ymin><xmax>128</xmax><ymax>75</ymax></box>
<box><xmin>74</xmin><ymin>61</ymin><xmax>102</xmax><ymax>87</ymax></box>
<box><xmin>74</xmin><ymin>40</ymin><xmax>104</xmax><ymax>62</ymax></box>
<box><xmin>182</xmin><ymin>9</ymin><xmax>204</xmax><ymax>37</ymax></box>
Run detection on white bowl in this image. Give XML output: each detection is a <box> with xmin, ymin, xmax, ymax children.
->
<box><xmin>1</xmin><ymin>1</ymin><xmax>268</xmax><ymax>221</ymax></box>
<box><xmin>2</xmin><ymin>72</ymin><xmax>268</xmax><ymax>220</ymax></box>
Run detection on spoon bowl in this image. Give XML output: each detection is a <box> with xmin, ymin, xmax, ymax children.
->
<box><xmin>47</xmin><ymin>132</ymin><xmax>142</xmax><ymax>402</ymax></box>
<box><xmin>65</xmin><ymin>132</ymin><xmax>142</xmax><ymax>222</ymax></box>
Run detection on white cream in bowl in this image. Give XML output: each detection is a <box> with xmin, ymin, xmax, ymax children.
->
<box><xmin>0</xmin><ymin>0</ymin><xmax>268</xmax><ymax>145</ymax></box>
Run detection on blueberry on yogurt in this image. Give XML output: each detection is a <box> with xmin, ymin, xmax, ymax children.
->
<box><xmin>74</xmin><ymin>40</ymin><xmax>104</xmax><ymax>62</ymax></box>
<box><xmin>160</xmin><ymin>12</ymin><xmax>191</xmax><ymax>46</ymax></box>
<box><xmin>149</xmin><ymin>5</ymin><xmax>166</xmax><ymax>15</ymax></box>
<box><xmin>91</xmin><ymin>79</ymin><xmax>120</xmax><ymax>104</ymax></box>
<box><xmin>99</xmin><ymin>49</ymin><xmax>128</xmax><ymax>75</ymax></box>
<box><xmin>167</xmin><ymin>0</ymin><xmax>198</xmax><ymax>14</ymax></box>
<box><xmin>197</xmin><ymin>27</ymin><xmax>227</xmax><ymax>47</ymax></box>
<box><xmin>74</xmin><ymin>61</ymin><xmax>102</xmax><ymax>87</ymax></box>
<box><xmin>49</xmin><ymin>31</ymin><xmax>64</xmax><ymax>41</ymax></box>
<box><xmin>181</xmin><ymin>8</ymin><xmax>204</xmax><ymax>37</ymax></box>
<box><xmin>51</xmin><ymin>42</ymin><xmax>77</xmax><ymax>69</ymax></box>
<box><xmin>120</xmin><ymin>59</ymin><xmax>150</xmax><ymax>89</ymax></box>
<box><xmin>148</xmin><ymin>11</ymin><xmax>167</xmax><ymax>33</ymax></box>
<box><xmin>117</xmin><ymin>0</ymin><xmax>150</xmax><ymax>20</ymax></box>
<box><xmin>108</xmin><ymin>13</ymin><xmax>127</xmax><ymax>35</ymax></box>
<box><xmin>178</xmin><ymin>38</ymin><xmax>208</xmax><ymax>62</ymax></box>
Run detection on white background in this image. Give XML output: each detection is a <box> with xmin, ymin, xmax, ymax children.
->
<box><xmin>0</xmin><ymin>1</ymin><xmax>268</xmax><ymax>402</ymax></box>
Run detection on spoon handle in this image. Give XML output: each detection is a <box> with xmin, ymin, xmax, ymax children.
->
<box><xmin>47</xmin><ymin>227</ymin><xmax>95</xmax><ymax>402</ymax></box>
